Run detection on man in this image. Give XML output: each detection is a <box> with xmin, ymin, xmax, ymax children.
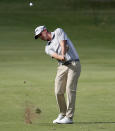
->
<box><xmin>34</xmin><ymin>25</ymin><xmax>81</xmax><ymax>124</ymax></box>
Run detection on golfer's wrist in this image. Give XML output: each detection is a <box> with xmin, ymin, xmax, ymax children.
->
<box><xmin>60</xmin><ymin>55</ymin><xmax>65</xmax><ymax>61</ymax></box>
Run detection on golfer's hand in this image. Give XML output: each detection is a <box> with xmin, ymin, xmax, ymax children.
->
<box><xmin>60</xmin><ymin>55</ymin><xmax>66</xmax><ymax>61</ymax></box>
<box><xmin>51</xmin><ymin>53</ymin><xmax>66</xmax><ymax>61</ymax></box>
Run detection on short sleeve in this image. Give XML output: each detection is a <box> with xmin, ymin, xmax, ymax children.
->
<box><xmin>56</xmin><ymin>28</ymin><xmax>68</xmax><ymax>43</ymax></box>
<box><xmin>45</xmin><ymin>46</ymin><xmax>55</xmax><ymax>57</ymax></box>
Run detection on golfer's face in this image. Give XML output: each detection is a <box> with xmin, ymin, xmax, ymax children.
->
<box><xmin>39</xmin><ymin>31</ymin><xmax>48</xmax><ymax>41</ymax></box>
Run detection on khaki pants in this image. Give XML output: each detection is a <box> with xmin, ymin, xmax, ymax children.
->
<box><xmin>55</xmin><ymin>61</ymin><xmax>81</xmax><ymax>119</ymax></box>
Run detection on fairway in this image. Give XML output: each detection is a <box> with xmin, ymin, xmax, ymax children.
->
<box><xmin>0</xmin><ymin>0</ymin><xmax>115</xmax><ymax>131</ymax></box>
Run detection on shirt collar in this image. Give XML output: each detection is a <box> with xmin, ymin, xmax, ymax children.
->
<box><xmin>47</xmin><ymin>32</ymin><xmax>55</xmax><ymax>45</ymax></box>
<box><xmin>51</xmin><ymin>32</ymin><xmax>55</xmax><ymax>40</ymax></box>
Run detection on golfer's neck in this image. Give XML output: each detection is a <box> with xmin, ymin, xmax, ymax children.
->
<box><xmin>47</xmin><ymin>32</ymin><xmax>52</xmax><ymax>41</ymax></box>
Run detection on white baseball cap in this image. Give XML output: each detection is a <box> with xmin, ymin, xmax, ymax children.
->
<box><xmin>34</xmin><ymin>25</ymin><xmax>46</xmax><ymax>39</ymax></box>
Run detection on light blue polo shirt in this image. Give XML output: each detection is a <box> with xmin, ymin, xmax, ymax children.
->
<box><xmin>45</xmin><ymin>28</ymin><xmax>79</xmax><ymax>63</ymax></box>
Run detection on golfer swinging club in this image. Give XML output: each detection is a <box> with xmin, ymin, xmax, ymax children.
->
<box><xmin>34</xmin><ymin>26</ymin><xmax>81</xmax><ymax>124</ymax></box>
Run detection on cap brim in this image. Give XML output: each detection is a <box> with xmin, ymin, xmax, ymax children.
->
<box><xmin>35</xmin><ymin>35</ymin><xmax>39</xmax><ymax>39</ymax></box>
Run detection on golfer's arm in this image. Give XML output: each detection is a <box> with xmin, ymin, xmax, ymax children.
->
<box><xmin>51</xmin><ymin>40</ymin><xmax>67</xmax><ymax>61</ymax></box>
<box><xmin>51</xmin><ymin>53</ymin><xmax>64</xmax><ymax>61</ymax></box>
<box><xmin>60</xmin><ymin>40</ymin><xmax>67</xmax><ymax>56</ymax></box>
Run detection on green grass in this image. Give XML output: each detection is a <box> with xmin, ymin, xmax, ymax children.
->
<box><xmin>0</xmin><ymin>0</ymin><xmax>115</xmax><ymax>131</ymax></box>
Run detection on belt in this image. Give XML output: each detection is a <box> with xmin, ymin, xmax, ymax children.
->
<box><xmin>61</xmin><ymin>59</ymin><xmax>79</xmax><ymax>66</ymax></box>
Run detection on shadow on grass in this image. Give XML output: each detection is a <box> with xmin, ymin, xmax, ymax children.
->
<box><xmin>76</xmin><ymin>122</ymin><xmax>115</xmax><ymax>124</ymax></box>
<box><xmin>37</xmin><ymin>121</ymin><xmax>115</xmax><ymax>126</ymax></box>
